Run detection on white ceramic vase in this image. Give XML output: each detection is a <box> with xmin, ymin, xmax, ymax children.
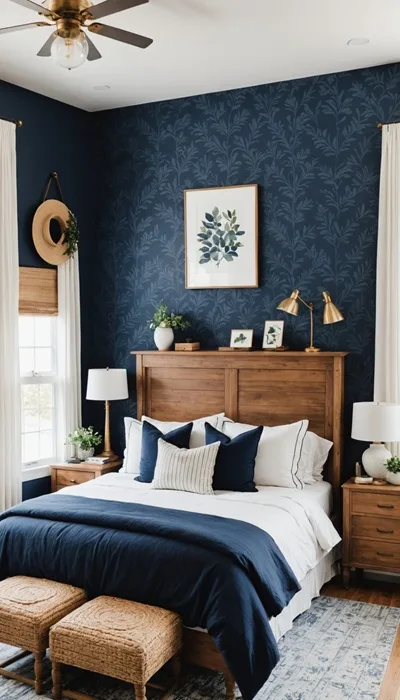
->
<box><xmin>77</xmin><ymin>447</ymin><xmax>95</xmax><ymax>461</ymax></box>
<box><xmin>386</xmin><ymin>470</ymin><xmax>400</xmax><ymax>486</ymax></box>
<box><xmin>362</xmin><ymin>443</ymin><xmax>391</xmax><ymax>479</ymax></box>
<box><xmin>154</xmin><ymin>327</ymin><xmax>174</xmax><ymax>351</ymax></box>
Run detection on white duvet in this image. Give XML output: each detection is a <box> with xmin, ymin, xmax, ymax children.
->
<box><xmin>57</xmin><ymin>473</ymin><xmax>341</xmax><ymax>583</ymax></box>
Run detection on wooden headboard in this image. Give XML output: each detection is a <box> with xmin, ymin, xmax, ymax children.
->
<box><xmin>131</xmin><ymin>350</ymin><xmax>347</xmax><ymax>514</ymax></box>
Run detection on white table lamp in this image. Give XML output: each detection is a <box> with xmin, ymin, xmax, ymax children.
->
<box><xmin>86</xmin><ymin>368</ymin><xmax>128</xmax><ymax>458</ymax></box>
<box><xmin>351</xmin><ymin>402</ymin><xmax>400</xmax><ymax>478</ymax></box>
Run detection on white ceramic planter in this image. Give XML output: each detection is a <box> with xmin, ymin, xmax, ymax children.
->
<box><xmin>77</xmin><ymin>447</ymin><xmax>95</xmax><ymax>461</ymax></box>
<box><xmin>386</xmin><ymin>470</ymin><xmax>400</xmax><ymax>486</ymax></box>
<box><xmin>154</xmin><ymin>327</ymin><xmax>174</xmax><ymax>351</ymax></box>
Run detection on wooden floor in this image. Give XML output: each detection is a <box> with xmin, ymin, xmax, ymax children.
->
<box><xmin>322</xmin><ymin>576</ymin><xmax>400</xmax><ymax>700</ymax></box>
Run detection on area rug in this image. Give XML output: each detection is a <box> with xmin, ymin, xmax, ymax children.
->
<box><xmin>0</xmin><ymin>596</ymin><xmax>398</xmax><ymax>700</ymax></box>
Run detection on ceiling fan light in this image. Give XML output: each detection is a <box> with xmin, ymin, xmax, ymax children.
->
<box><xmin>50</xmin><ymin>32</ymin><xmax>89</xmax><ymax>70</ymax></box>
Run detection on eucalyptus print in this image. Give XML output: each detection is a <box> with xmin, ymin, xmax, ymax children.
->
<box><xmin>197</xmin><ymin>206</ymin><xmax>245</xmax><ymax>266</ymax></box>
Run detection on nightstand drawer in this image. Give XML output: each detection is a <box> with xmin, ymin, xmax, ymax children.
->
<box><xmin>352</xmin><ymin>515</ymin><xmax>400</xmax><ymax>541</ymax></box>
<box><xmin>56</xmin><ymin>469</ymin><xmax>95</xmax><ymax>488</ymax></box>
<box><xmin>352</xmin><ymin>491</ymin><xmax>400</xmax><ymax>516</ymax></box>
<box><xmin>351</xmin><ymin>538</ymin><xmax>400</xmax><ymax>569</ymax></box>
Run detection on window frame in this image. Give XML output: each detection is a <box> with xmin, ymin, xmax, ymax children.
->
<box><xmin>19</xmin><ymin>315</ymin><xmax>59</xmax><ymax>470</ymax></box>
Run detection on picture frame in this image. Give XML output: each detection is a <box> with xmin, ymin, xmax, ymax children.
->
<box><xmin>262</xmin><ymin>321</ymin><xmax>284</xmax><ymax>349</ymax></box>
<box><xmin>230</xmin><ymin>329</ymin><xmax>254</xmax><ymax>349</ymax></box>
<box><xmin>185</xmin><ymin>184</ymin><xmax>258</xmax><ymax>289</ymax></box>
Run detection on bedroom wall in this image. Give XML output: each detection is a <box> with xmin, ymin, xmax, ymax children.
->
<box><xmin>0</xmin><ymin>79</ymin><xmax>93</xmax><ymax>498</ymax></box>
<box><xmin>86</xmin><ymin>63</ymin><xmax>400</xmax><ymax>466</ymax></box>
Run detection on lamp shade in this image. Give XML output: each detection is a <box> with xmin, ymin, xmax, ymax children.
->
<box><xmin>351</xmin><ymin>402</ymin><xmax>400</xmax><ymax>442</ymax></box>
<box><xmin>277</xmin><ymin>289</ymin><xmax>300</xmax><ymax>316</ymax></box>
<box><xmin>86</xmin><ymin>368</ymin><xmax>128</xmax><ymax>401</ymax></box>
<box><xmin>322</xmin><ymin>291</ymin><xmax>344</xmax><ymax>325</ymax></box>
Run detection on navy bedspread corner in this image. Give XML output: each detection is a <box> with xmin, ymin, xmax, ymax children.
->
<box><xmin>0</xmin><ymin>494</ymin><xmax>300</xmax><ymax>700</ymax></box>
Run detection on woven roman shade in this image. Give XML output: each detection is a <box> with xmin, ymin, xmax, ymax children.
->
<box><xmin>19</xmin><ymin>267</ymin><xmax>58</xmax><ymax>315</ymax></box>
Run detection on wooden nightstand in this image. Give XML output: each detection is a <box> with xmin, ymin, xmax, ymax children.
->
<box><xmin>50</xmin><ymin>459</ymin><xmax>122</xmax><ymax>493</ymax></box>
<box><xmin>342</xmin><ymin>477</ymin><xmax>400</xmax><ymax>586</ymax></box>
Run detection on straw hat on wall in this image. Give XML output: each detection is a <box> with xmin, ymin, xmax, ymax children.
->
<box><xmin>32</xmin><ymin>199</ymin><xmax>69</xmax><ymax>266</ymax></box>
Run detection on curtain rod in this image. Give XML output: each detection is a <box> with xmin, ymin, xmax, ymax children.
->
<box><xmin>0</xmin><ymin>117</ymin><xmax>23</xmax><ymax>127</ymax></box>
<box><xmin>377</xmin><ymin>121</ymin><xmax>400</xmax><ymax>129</ymax></box>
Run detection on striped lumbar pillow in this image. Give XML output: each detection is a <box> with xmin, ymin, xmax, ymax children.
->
<box><xmin>152</xmin><ymin>438</ymin><xmax>220</xmax><ymax>495</ymax></box>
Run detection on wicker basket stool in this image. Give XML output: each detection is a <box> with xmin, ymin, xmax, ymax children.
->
<box><xmin>50</xmin><ymin>596</ymin><xmax>182</xmax><ymax>700</ymax></box>
<box><xmin>0</xmin><ymin>576</ymin><xmax>87</xmax><ymax>694</ymax></box>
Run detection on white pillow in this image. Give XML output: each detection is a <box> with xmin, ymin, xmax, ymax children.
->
<box><xmin>121</xmin><ymin>418</ymin><xmax>143</xmax><ymax>474</ymax></box>
<box><xmin>223</xmin><ymin>420</ymin><xmax>309</xmax><ymax>489</ymax></box>
<box><xmin>298</xmin><ymin>431</ymin><xmax>333</xmax><ymax>484</ymax></box>
<box><xmin>152</xmin><ymin>438</ymin><xmax>220</xmax><ymax>495</ymax></box>
<box><xmin>121</xmin><ymin>413</ymin><xmax>225</xmax><ymax>474</ymax></box>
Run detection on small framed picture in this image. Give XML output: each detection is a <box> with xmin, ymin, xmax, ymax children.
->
<box><xmin>230</xmin><ymin>329</ymin><xmax>253</xmax><ymax>349</ymax></box>
<box><xmin>262</xmin><ymin>321</ymin><xmax>284</xmax><ymax>349</ymax></box>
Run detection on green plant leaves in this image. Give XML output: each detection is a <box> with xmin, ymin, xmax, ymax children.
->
<box><xmin>197</xmin><ymin>207</ymin><xmax>246</xmax><ymax>267</ymax></box>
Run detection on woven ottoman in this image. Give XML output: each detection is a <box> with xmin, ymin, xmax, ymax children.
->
<box><xmin>50</xmin><ymin>596</ymin><xmax>182</xmax><ymax>700</ymax></box>
<box><xmin>0</xmin><ymin>576</ymin><xmax>86</xmax><ymax>694</ymax></box>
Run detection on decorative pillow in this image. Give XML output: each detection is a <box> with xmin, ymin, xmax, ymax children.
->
<box><xmin>152</xmin><ymin>439</ymin><xmax>220</xmax><ymax>494</ymax></box>
<box><xmin>205</xmin><ymin>423</ymin><xmax>262</xmax><ymax>492</ymax></box>
<box><xmin>121</xmin><ymin>414</ymin><xmax>221</xmax><ymax>474</ymax></box>
<box><xmin>135</xmin><ymin>420</ymin><xmax>193</xmax><ymax>483</ymax></box>
<box><xmin>298</xmin><ymin>431</ymin><xmax>333</xmax><ymax>484</ymax></box>
<box><xmin>142</xmin><ymin>413</ymin><xmax>225</xmax><ymax>448</ymax></box>
<box><xmin>223</xmin><ymin>419</ymin><xmax>309</xmax><ymax>489</ymax></box>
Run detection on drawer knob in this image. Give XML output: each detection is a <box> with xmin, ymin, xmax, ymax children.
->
<box><xmin>377</xmin><ymin>528</ymin><xmax>394</xmax><ymax>534</ymax></box>
<box><xmin>69</xmin><ymin>479</ymin><xmax>77</xmax><ymax>484</ymax></box>
<box><xmin>377</xmin><ymin>503</ymin><xmax>394</xmax><ymax>509</ymax></box>
<box><xmin>377</xmin><ymin>551</ymin><xmax>394</xmax><ymax>558</ymax></box>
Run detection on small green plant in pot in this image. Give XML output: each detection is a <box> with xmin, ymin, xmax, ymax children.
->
<box><xmin>66</xmin><ymin>426</ymin><xmax>102</xmax><ymax>461</ymax></box>
<box><xmin>149</xmin><ymin>304</ymin><xmax>190</xmax><ymax>351</ymax></box>
<box><xmin>385</xmin><ymin>456</ymin><xmax>400</xmax><ymax>485</ymax></box>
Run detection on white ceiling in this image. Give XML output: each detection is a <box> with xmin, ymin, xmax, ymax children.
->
<box><xmin>0</xmin><ymin>0</ymin><xmax>400</xmax><ymax>112</ymax></box>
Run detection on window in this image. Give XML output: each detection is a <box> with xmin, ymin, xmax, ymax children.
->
<box><xmin>19</xmin><ymin>316</ymin><xmax>57</xmax><ymax>468</ymax></box>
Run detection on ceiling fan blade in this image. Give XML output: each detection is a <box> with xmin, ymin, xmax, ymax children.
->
<box><xmin>37</xmin><ymin>31</ymin><xmax>56</xmax><ymax>57</ymax></box>
<box><xmin>0</xmin><ymin>21</ymin><xmax>51</xmax><ymax>35</ymax></box>
<box><xmin>88</xmin><ymin>22</ymin><xmax>153</xmax><ymax>49</ymax></box>
<box><xmin>85</xmin><ymin>0</ymin><xmax>148</xmax><ymax>21</ymax></box>
<box><xmin>9</xmin><ymin>0</ymin><xmax>53</xmax><ymax>17</ymax></box>
<box><xmin>86</xmin><ymin>34</ymin><xmax>102</xmax><ymax>61</ymax></box>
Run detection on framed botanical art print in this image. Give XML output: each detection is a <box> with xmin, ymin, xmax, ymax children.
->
<box><xmin>230</xmin><ymin>329</ymin><xmax>253</xmax><ymax>349</ymax></box>
<box><xmin>185</xmin><ymin>184</ymin><xmax>258</xmax><ymax>289</ymax></box>
<box><xmin>262</xmin><ymin>321</ymin><xmax>284</xmax><ymax>349</ymax></box>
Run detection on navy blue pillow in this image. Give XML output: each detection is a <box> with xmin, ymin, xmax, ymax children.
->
<box><xmin>205</xmin><ymin>422</ymin><xmax>263</xmax><ymax>492</ymax></box>
<box><xmin>135</xmin><ymin>420</ymin><xmax>193</xmax><ymax>483</ymax></box>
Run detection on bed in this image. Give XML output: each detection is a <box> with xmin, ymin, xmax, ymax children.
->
<box><xmin>0</xmin><ymin>350</ymin><xmax>346</xmax><ymax>699</ymax></box>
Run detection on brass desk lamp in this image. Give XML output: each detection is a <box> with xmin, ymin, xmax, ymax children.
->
<box><xmin>277</xmin><ymin>289</ymin><xmax>344</xmax><ymax>352</ymax></box>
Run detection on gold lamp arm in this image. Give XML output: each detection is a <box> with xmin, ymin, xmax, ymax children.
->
<box><xmin>296</xmin><ymin>296</ymin><xmax>319</xmax><ymax>352</ymax></box>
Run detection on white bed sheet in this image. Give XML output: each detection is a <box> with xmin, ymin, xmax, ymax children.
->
<box><xmin>57</xmin><ymin>473</ymin><xmax>340</xmax><ymax>585</ymax></box>
<box><xmin>257</xmin><ymin>480</ymin><xmax>333</xmax><ymax>516</ymax></box>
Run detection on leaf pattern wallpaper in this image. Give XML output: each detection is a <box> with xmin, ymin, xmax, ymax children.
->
<box><xmin>87</xmin><ymin>64</ymin><xmax>400</xmax><ymax>463</ymax></box>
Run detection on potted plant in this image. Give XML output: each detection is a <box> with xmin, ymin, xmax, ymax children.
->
<box><xmin>385</xmin><ymin>456</ymin><xmax>400</xmax><ymax>485</ymax></box>
<box><xmin>149</xmin><ymin>304</ymin><xmax>190</xmax><ymax>351</ymax></box>
<box><xmin>66</xmin><ymin>426</ymin><xmax>102</xmax><ymax>461</ymax></box>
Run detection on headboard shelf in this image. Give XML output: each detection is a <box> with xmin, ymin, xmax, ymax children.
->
<box><xmin>131</xmin><ymin>350</ymin><xmax>348</xmax><ymax>516</ymax></box>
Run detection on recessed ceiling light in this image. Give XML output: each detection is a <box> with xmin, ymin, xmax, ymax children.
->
<box><xmin>347</xmin><ymin>37</ymin><xmax>370</xmax><ymax>46</ymax></box>
<box><xmin>93</xmin><ymin>85</ymin><xmax>111</xmax><ymax>91</ymax></box>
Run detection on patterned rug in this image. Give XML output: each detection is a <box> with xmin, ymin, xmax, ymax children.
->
<box><xmin>0</xmin><ymin>596</ymin><xmax>398</xmax><ymax>700</ymax></box>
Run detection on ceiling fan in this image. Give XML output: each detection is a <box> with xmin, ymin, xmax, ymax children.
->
<box><xmin>0</xmin><ymin>0</ymin><xmax>153</xmax><ymax>70</ymax></box>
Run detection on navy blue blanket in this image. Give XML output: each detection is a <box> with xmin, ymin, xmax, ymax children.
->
<box><xmin>0</xmin><ymin>495</ymin><xmax>300</xmax><ymax>700</ymax></box>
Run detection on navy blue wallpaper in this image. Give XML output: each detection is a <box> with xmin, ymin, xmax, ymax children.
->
<box><xmin>88</xmin><ymin>64</ymin><xmax>400</xmax><ymax>463</ymax></box>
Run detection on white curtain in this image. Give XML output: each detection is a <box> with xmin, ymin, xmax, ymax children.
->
<box><xmin>374</xmin><ymin>123</ymin><xmax>400</xmax><ymax>455</ymax></box>
<box><xmin>56</xmin><ymin>254</ymin><xmax>81</xmax><ymax>460</ymax></box>
<box><xmin>0</xmin><ymin>121</ymin><xmax>21</xmax><ymax>508</ymax></box>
